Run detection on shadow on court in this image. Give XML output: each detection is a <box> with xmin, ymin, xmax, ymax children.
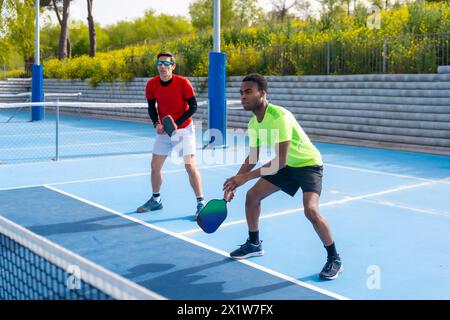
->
<box><xmin>126</xmin><ymin>258</ymin><xmax>306</xmax><ymax>300</ymax></box>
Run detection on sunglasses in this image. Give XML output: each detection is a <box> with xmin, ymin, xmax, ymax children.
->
<box><xmin>156</xmin><ymin>60</ymin><xmax>174</xmax><ymax>66</ymax></box>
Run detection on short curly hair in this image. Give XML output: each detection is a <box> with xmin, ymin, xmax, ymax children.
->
<box><xmin>242</xmin><ymin>73</ymin><xmax>268</xmax><ymax>92</ymax></box>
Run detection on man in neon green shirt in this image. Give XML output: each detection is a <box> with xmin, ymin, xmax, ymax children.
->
<box><xmin>223</xmin><ymin>74</ymin><xmax>343</xmax><ymax>280</ymax></box>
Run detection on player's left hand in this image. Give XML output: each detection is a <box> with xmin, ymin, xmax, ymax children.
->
<box><xmin>156</xmin><ymin>123</ymin><xmax>165</xmax><ymax>135</ymax></box>
<box><xmin>223</xmin><ymin>174</ymin><xmax>247</xmax><ymax>193</ymax></box>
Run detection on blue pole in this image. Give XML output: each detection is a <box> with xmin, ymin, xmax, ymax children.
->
<box><xmin>32</xmin><ymin>0</ymin><xmax>43</xmax><ymax>121</ymax></box>
<box><xmin>208</xmin><ymin>52</ymin><xmax>226</xmax><ymax>147</ymax></box>
<box><xmin>31</xmin><ymin>64</ymin><xmax>44</xmax><ymax>121</ymax></box>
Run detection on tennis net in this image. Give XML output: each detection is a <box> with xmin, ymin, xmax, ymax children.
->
<box><xmin>0</xmin><ymin>100</ymin><xmax>242</xmax><ymax>164</ymax></box>
<box><xmin>0</xmin><ymin>102</ymin><xmax>153</xmax><ymax>163</ymax></box>
<box><xmin>0</xmin><ymin>215</ymin><xmax>165</xmax><ymax>300</ymax></box>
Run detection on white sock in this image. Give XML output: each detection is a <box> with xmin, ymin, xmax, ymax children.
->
<box><xmin>152</xmin><ymin>193</ymin><xmax>161</xmax><ymax>202</ymax></box>
<box><xmin>197</xmin><ymin>197</ymin><xmax>205</xmax><ymax>205</ymax></box>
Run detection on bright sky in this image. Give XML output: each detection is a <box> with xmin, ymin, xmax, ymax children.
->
<box><xmin>61</xmin><ymin>0</ymin><xmax>323</xmax><ymax>27</ymax></box>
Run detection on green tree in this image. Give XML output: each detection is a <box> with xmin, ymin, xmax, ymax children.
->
<box><xmin>0</xmin><ymin>0</ymin><xmax>11</xmax><ymax>66</ymax></box>
<box><xmin>2</xmin><ymin>0</ymin><xmax>35</xmax><ymax>67</ymax></box>
<box><xmin>318</xmin><ymin>0</ymin><xmax>344</xmax><ymax>14</ymax></box>
<box><xmin>86</xmin><ymin>0</ymin><xmax>95</xmax><ymax>57</ymax></box>
<box><xmin>189</xmin><ymin>0</ymin><xmax>235</xmax><ymax>30</ymax></box>
<box><xmin>57</xmin><ymin>0</ymin><xmax>71</xmax><ymax>59</ymax></box>
<box><xmin>317</xmin><ymin>0</ymin><xmax>347</xmax><ymax>30</ymax></box>
<box><xmin>232</xmin><ymin>0</ymin><xmax>264</xmax><ymax>28</ymax></box>
<box><xmin>41</xmin><ymin>0</ymin><xmax>73</xmax><ymax>59</ymax></box>
<box><xmin>370</xmin><ymin>0</ymin><xmax>384</xmax><ymax>9</ymax></box>
<box><xmin>104</xmin><ymin>10</ymin><xmax>193</xmax><ymax>49</ymax></box>
<box><xmin>269</xmin><ymin>0</ymin><xmax>311</xmax><ymax>23</ymax></box>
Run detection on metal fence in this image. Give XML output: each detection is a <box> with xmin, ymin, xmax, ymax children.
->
<box><xmin>222</xmin><ymin>32</ymin><xmax>450</xmax><ymax>75</ymax></box>
<box><xmin>112</xmin><ymin>32</ymin><xmax>449</xmax><ymax>77</ymax></box>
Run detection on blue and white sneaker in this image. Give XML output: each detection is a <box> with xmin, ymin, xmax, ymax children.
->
<box><xmin>230</xmin><ymin>239</ymin><xmax>264</xmax><ymax>259</ymax></box>
<box><xmin>136</xmin><ymin>197</ymin><xmax>163</xmax><ymax>213</ymax></box>
<box><xmin>319</xmin><ymin>255</ymin><xmax>343</xmax><ymax>280</ymax></box>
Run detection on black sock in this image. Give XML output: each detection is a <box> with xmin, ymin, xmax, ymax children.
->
<box><xmin>249</xmin><ymin>231</ymin><xmax>259</xmax><ymax>245</ymax></box>
<box><xmin>153</xmin><ymin>193</ymin><xmax>160</xmax><ymax>198</ymax></box>
<box><xmin>197</xmin><ymin>196</ymin><xmax>204</xmax><ymax>202</ymax></box>
<box><xmin>325</xmin><ymin>242</ymin><xmax>338</xmax><ymax>258</ymax></box>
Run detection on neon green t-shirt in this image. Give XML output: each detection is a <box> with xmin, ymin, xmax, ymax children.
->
<box><xmin>248</xmin><ymin>103</ymin><xmax>323</xmax><ymax>168</ymax></box>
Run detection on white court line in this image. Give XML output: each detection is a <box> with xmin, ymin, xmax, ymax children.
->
<box><xmin>325</xmin><ymin>163</ymin><xmax>435</xmax><ymax>182</ymax></box>
<box><xmin>180</xmin><ymin>177</ymin><xmax>450</xmax><ymax>235</ymax></box>
<box><xmin>43</xmin><ymin>185</ymin><xmax>348</xmax><ymax>301</ymax></box>
<box><xmin>367</xmin><ymin>199</ymin><xmax>450</xmax><ymax>218</ymax></box>
<box><xmin>1</xmin><ymin>157</ymin><xmax>444</xmax><ymax>191</ymax></box>
<box><xmin>0</xmin><ymin>163</ymin><xmax>240</xmax><ymax>192</ymax></box>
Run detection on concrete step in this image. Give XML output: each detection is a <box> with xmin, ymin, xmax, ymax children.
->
<box><xmin>265</xmin><ymin>100</ymin><xmax>450</xmax><ymax>114</ymax></box>
<box><xmin>227</xmin><ymin>74</ymin><xmax>450</xmax><ymax>82</ymax></box>
<box><xmin>226</xmin><ymin>93</ymin><xmax>450</xmax><ymax>106</ymax></box>
<box><xmin>225</xmin><ymin>87</ymin><xmax>450</xmax><ymax>97</ymax></box>
<box><xmin>225</xmin><ymin>81</ymin><xmax>450</xmax><ymax>90</ymax></box>
<box><xmin>228</xmin><ymin>107</ymin><xmax>450</xmax><ymax>122</ymax></box>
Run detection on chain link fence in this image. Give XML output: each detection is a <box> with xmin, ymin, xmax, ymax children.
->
<box><xmin>222</xmin><ymin>32</ymin><xmax>450</xmax><ymax>76</ymax></box>
<box><xmin>108</xmin><ymin>32</ymin><xmax>450</xmax><ymax>78</ymax></box>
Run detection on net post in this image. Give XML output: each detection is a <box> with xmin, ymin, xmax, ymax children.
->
<box><xmin>31</xmin><ymin>64</ymin><xmax>44</xmax><ymax>121</ymax></box>
<box><xmin>54</xmin><ymin>99</ymin><xmax>59</xmax><ymax>161</ymax></box>
<box><xmin>208</xmin><ymin>52</ymin><xmax>227</xmax><ymax>148</ymax></box>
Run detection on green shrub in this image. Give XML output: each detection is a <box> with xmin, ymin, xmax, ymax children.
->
<box><xmin>0</xmin><ymin>69</ymin><xmax>26</xmax><ymax>79</ymax></box>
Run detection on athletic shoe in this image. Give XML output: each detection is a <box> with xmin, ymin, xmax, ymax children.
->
<box><xmin>194</xmin><ymin>201</ymin><xmax>205</xmax><ymax>221</ymax></box>
<box><xmin>230</xmin><ymin>239</ymin><xmax>264</xmax><ymax>259</ymax></box>
<box><xmin>136</xmin><ymin>197</ymin><xmax>163</xmax><ymax>213</ymax></box>
<box><xmin>319</xmin><ymin>255</ymin><xmax>343</xmax><ymax>280</ymax></box>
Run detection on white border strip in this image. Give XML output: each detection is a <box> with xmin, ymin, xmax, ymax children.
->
<box><xmin>44</xmin><ymin>185</ymin><xmax>349</xmax><ymax>301</ymax></box>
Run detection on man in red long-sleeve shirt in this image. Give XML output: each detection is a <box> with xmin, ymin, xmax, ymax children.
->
<box><xmin>137</xmin><ymin>52</ymin><xmax>205</xmax><ymax>219</ymax></box>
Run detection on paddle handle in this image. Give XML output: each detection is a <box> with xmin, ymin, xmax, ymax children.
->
<box><xmin>223</xmin><ymin>190</ymin><xmax>234</xmax><ymax>202</ymax></box>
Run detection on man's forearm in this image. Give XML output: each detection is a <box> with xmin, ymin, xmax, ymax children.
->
<box><xmin>236</xmin><ymin>155</ymin><xmax>257</xmax><ymax>175</ymax></box>
<box><xmin>147</xmin><ymin>99</ymin><xmax>159</xmax><ymax>126</ymax></box>
<box><xmin>175</xmin><ymin>96</ymin><xmax>197</xmax><ymax>127</ymax></box>
<box><xmin>244</xmin><ymin>157</ymin><xmax>286</xmax><ymax>181</ymax></box>
<box><xmin>237</xmin><ymin>163</ymin><xmax>256</xmax><ymax>175</ymax></box>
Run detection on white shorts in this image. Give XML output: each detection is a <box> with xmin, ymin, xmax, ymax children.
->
<box><xmin>152</xmin><ymin>124</ymin><xmax>196</xmax><ymax>157</ymax></box>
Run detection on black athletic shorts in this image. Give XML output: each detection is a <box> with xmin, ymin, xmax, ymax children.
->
<box><xmin>262</xmin><ymin>165</ymin><xmax>323</xmax><ymax>197</ymax></box>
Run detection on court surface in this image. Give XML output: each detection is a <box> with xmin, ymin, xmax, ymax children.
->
<box><xmin>1</xmin><ymin>113</ymin><xmax>449</xmax><ymax>300</ymax></box>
